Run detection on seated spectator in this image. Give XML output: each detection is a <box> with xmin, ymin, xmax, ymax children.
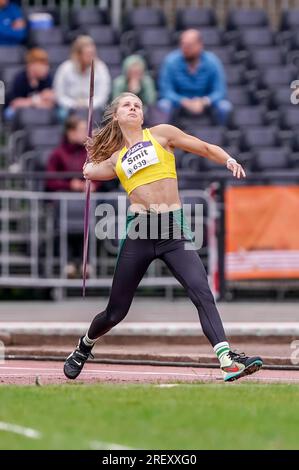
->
<box><xmin>5</xmin><ymin>48</ymin><xmax>55</xmax><ymax>120</ymax></box>
<box><xmin>47</xmin><ymin>116</ymin><xmax>118</xmax><ymax>277</ymax></box>
<box><xmin>0</xmin><ymin>0</ymin><xmax>26</xmax><ymax>45</ymax></box>
<box><xmin>53</xmin><ymin>35</ymin><xmax>111</xmax><ymax>119</ymax></box>
<box><xmin>46</xmin><ymin>115</ymin><xmax>100</xmax><ymax>193</ymax></box>
<box><xmin>113</xmin><ymin>55</ymin><xmax>156</xmax><ymax>106</ymax></box>
<box><xmin>159</xmin><ymin>29</ymin><xmax>232</xmax><ymax>125</ymax></box>
<box><xmin>46</xmin><ymin>116</ymin><xmax>100</xmax><ymax>278</ymax></box>
<box><xmin>112</xmin><ymin>54</ymin><xmax>165</xmax><ymax>126</ymax></box>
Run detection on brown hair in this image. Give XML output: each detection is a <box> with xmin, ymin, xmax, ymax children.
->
<box><xmin>86</xmin><ymin>92</ymin><xmax>143</xmax><ymax>164</ymax></box>
<box><xmin>26</xmin><ymin>48</ymin><xmax>49</xmax><ymax>65</ymax></box>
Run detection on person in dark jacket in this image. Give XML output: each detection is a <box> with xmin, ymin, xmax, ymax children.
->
<box><xmin>5</xmin><ymin>48</ymin><xmax>55</xmax><ymax>120</ymax></box>
<box><xmin>46</xmin><ymin>116</ymin><xmax>100</xmax><ymax>192</ymax></box>
<box><xmin>46</xmin><ymin>116</ymin><xmax>101</xmax><ymax>278</ymax></box>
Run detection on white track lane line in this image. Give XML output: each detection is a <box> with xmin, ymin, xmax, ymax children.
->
<box><xmin>0</xmin><ymin>421</ymin><xmax>41</xmax><ymax>439</ymax></box>
<box><xmin>2</xmin><ymin>374</ymin><xmax>299</xmax><ymax>383</ymax></box>
<box><xmin>0</xmin><ymin>366</ymin><xmax>208</xmax><ymax>378</ymax></box>
<box><xmin>1</xmin><ymin>366</ymin><xmax>299</xmax><ymax>382</ymax></box>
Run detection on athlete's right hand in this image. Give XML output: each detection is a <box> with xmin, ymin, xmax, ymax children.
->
<box><xmin>83</xmin><ymin>162</ymin><xmax>93</xmax><ymax>179</ymax></box>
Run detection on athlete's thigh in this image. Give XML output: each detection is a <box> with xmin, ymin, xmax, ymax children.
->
<box><xmin>109</xmin><ymin>237</ymin><xmax>155</xmax><ymax>300</ymax></box>
<box><xmin>160</xmin><ymin>239</ymin><xmax>212</xmax><ymax>296</ymax></box>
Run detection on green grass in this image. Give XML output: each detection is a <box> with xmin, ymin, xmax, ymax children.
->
<box><xmin>0</xmin><ymin>383</ymin><xmax>299</xmax><ymax>450</ymax></box>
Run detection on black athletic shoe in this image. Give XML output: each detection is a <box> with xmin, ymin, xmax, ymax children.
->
<box><xmin>222</xmin><ymin>351</ymin><xmax>263</xmax><ymax>382</ymax></box>
<box><xmin>63</xmin><ymin>338</ymin><xmax>94</xmax><ymax>380</ymax></box>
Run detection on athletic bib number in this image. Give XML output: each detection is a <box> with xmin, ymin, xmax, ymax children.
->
<box><xmin>121</xmin><ymin>141</ymin><xmax>159</xmax><ymax>179</ymax></box>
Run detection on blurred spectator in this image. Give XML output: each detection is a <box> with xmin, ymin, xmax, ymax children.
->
<box><xmin>159</xmin><ymin>29</ymin><xmax>232</xmax><ymax>125</ymax></box>
<box><xmin>46</xmin><ymin>115</ymin><xmax>100</xmax><ymax>278</ymax></box>
<box><xmin>113</xmin><ymin>54</ymin><xmax>167</xmax><ymax>126</ymax></box>
<box><xmin>112</xmin><ymin>55</ymin><xmax>156</xmax><ymax>106</ymax></box>
<box><xmin>5</xmin><ymin>48</ymin><xmax>55</xmax><ymax>120</ymax></box>
<box><xmin>46</xmin><ymin>115</ymin><xmax>99</xmax><ymax>193</ymax></box>
<box><xmin>46</xmin><ymin>116</ymin><xmax>118</xmax><ymax>277</ymax></box>
<box><xmin>0</xmin><ymin>0</ymin><xmax>26</xmax><ymax>45</ymax></box>
<box><xmin>53</xmin><ymin>35</ymin><xmax>111</xmax><ymax>118</ymax></box>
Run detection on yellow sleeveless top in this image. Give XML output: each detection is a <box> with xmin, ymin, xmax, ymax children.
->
<box><xmin>115</xmin><ymin>128</ymin><xmax>177</xmax><ymax>195</ymax></box>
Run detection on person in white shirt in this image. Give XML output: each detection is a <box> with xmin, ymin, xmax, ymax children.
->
<box><xmin>54</xmin><ymin>35</ymin><xmax>111</xmax><ymax>115</ymax></box>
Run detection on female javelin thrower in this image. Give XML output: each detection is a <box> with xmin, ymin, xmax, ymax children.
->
<box><xmin>64</xmin><ymin>92</ymin><xmax>263</xmax><ymax>382</ymax></box>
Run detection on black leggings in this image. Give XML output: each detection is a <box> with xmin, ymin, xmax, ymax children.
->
<box><xmin>88</xmin><ymin>210</ymin><xmax>227</xmax><ymax>347</ymax></box>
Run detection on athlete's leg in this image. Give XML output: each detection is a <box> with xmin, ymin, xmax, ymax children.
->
<box><xmin>159</xmin><ymin>240</ymin><xmax>226</xmax><ymax>346</ymax></box>
<box><xmin>159</xmin><ymin>239</ymin><xmax>263</xmax><ymax>381</ymax></box>
<box><xmin>64</xmin><ymin>236</ymin><xmax>154</xmax><ymax>379</ymax></box>
<box><xmin>87</xmin><ymin>236</ymin><xmax>154</xmax><ymax>339</ymax></box>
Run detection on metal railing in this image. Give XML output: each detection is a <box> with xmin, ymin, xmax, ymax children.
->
<box><xmin>0</xmin><ymin>187</ymin><xmax>215</xmax><ymax>299</ymax></box>
<box><xmin>20</xmin><ymin>0</ymin><xmax>299</xmax><ymax>29</ymax></box>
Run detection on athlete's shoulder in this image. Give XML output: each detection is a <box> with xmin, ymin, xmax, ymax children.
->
<box><xmin>149</xmin><ymin>124</ymin><xmax>181</xmax><ymax>138</ymax></box>
<box><xmin>148</xmin><ymin>125</ymin><xmax>183</xmax><ymax>151</ymax></box>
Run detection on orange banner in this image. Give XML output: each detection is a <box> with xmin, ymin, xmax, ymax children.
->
<box><xmin>225</xmin><ymin>186</ymin><xmax>299</xmax><ymax>280</ymax></box>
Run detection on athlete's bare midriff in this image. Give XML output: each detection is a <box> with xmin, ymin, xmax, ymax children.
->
<box><xmin>128</xmin><ymin>178</ymin><xmax>182</xmax><ymax>213</ymax></box>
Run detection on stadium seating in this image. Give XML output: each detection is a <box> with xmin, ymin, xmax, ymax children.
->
<box><xmin>280</xmin><ymin>9</ymin><xmax>299</xmax><ymax>30</ymax></box>
<box><xmin>88</xmin><ymin>26</ymin><xmax>119</xmax><ymax>46</ymax></box>
<box><xmin>250</xmin><ymin>47</ymin><xmax>285</xmax><ymax>68</ymax></box>
<box><xmin>146</xmin><ymin>46</ymin><xmax>174</xmax><ymax>74</ymax></box>
<box><xmin>26</xmin><ymin>126</ymin><xmax>63</xmax><ymax>151</ymax></box>
<box><xmin>44</xmin><ymin>45</ymin><xmax>70</xmax><ymax>66</ymax></box>
<box><xmin>175</xmin><ymin>7</ymin><xmax>217</xmax><ymax>30</ymax></box>
<box><xmin>227</xmin><ymin>8</ymin><xmax>269</xmax><ymax>30</ymax></box>
<box><xmin>0</xmin><ymin>46</ymin><xmax>25</xmax><ymax>66</ymax></box>
<box><xmin>253</xmin><ymin>147</ymin><xmax>291</xmax><ymax>171</ymax></box>
<box><xmin>280</xmin><ymin>106</ymin><xmax>299</xmax><ymax>130</ymax></box>
<box><xmin>1</xmin><ymin>5</ymin><xmax>299</xmax><ymax>182</ymax></box>
<box><xmin>229</xmin><ymin>106</ymin><xmax>267</xmax><ymax>128</ymax></box>
<box><xmin>14</xmin><ymin>108</ymin><xmax>58</xmax><ymax>129</ymax></box>
<box><xmin>69</xmin><ymin>7</ymin><xmax>108</xmax><ymax>30</ymax></box>
<box><xmin>240</xmin><ymin>28</ymin><xmax>275</xmax><ymax>49</ymax></box>
<box><xmin>240</xmin><ymin>126</ymin><xmax>279</xmax><ymax>151</ymax></box>
<box><xmin>208</xmin><ymin>45</ymin><xmax>236</xmax><ymax>64</ymax></box>
<box><xmin>197</xmin><ymin>27</ymin><xmax>223</xmax><ymax>47</ymax></box>
<box><xmin>97</xmin><ymin>45</ymin><xmax>122</xmax><ymax>66</ymax></box>
<box><xmin>227</xmin><ymin>86</ymin><xmax>252</xmax><ymax>106</ymax></box>
<box><xmin>271</xmin><ymin>87</ymin><xmax>293</xmax><ymax>108</ymax></box>
<box><xmin>135</xmin><ymin>27</ymin><xmax>173</xmax><ymax>49</ymax></box>
<box><xmin>123</xmin><ymin>7</ymin><xmax>166</xmax><ymax>31</ymax></box>
<box><xmin>29</xmin><ymin>27</ymin><xmax>65</xmax><ymax>48</ymax></box>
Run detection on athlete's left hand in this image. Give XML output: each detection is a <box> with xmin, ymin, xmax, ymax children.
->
<box><xmin>226</xmin><ymin>158</ymin><xmax>246</xmax><ymax>179</ymax></box>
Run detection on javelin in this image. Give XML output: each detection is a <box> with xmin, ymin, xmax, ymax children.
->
<box><xmin>82</xmin><ymin>59</ymin><xmax>94</xmax><ymax>296</ymax></box>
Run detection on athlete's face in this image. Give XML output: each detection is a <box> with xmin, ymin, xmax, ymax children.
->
<box><xmin>114</xmin><ymin>97</ymin><xmax>144</xmax><ymax>126</ymax></box>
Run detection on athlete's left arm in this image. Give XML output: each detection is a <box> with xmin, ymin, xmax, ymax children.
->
<box><xmin>154</xmin><ymin>124</ymin><xmax>246</xmax><ymax>179</ymax></box>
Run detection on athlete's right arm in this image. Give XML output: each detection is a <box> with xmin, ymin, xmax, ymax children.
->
<box><xmin>83</xmin><ymin>156</ymin><xmax>117</xmax><ymax>181</ymax></box>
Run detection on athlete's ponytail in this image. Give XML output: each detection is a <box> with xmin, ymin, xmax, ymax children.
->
<box><xmin>86</xmin><ymin>92</ymin><xmax>141</xmax><ymax>164</ymax></box>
